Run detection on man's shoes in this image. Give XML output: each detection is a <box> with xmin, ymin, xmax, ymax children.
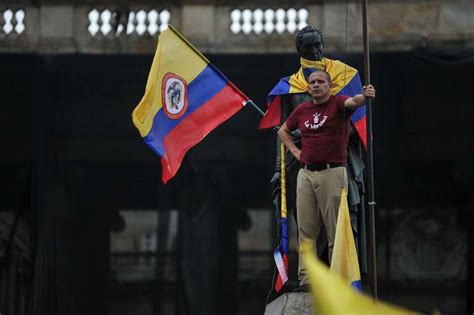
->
<box><xmin>292</xmin><ymin>284</ymin><xmax>310</xmax><ymax>293</ymax></box>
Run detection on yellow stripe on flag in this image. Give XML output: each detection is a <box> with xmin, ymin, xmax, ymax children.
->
<box><xmin>288</xmin><ymin>69</ymin><xmax>311</xmax><ymax>94</ymax></box>
<box><xmin>325</xmin><ymin>58</ymin><xmax>357</xmax><ymax>95</ymax></box>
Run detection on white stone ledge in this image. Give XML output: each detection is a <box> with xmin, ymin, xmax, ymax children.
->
<box><xmin>1</xmin><ymin>2</ymin><xmax>474</xmax><ymax>54</ymax></box>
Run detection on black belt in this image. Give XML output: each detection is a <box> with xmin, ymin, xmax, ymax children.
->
<box><xmin>303</xmin><ymin>162</ymin><xmax>346</xmax><ymax>172</ymax></box>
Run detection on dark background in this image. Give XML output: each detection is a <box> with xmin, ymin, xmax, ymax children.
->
<box><xmin>0</xmin><ymin>50</ymin><xmax>473</xmax><ymax>314</ymax></box>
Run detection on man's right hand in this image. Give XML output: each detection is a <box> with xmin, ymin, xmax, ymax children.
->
<box><xmin>290</xmin><ymin>148</ymin><xmax>302</xmax><ymax>161</ymax></box>
<box><xmin>278</xmin><ymin>122</ymin><xmax>302</xmax><ymax>162</ymax></box>
<box><xmin>291</xmin><ymin>129</ymin><xmax>301</xmax><ymax>138</ymax></box>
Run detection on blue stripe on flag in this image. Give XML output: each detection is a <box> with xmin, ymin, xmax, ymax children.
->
<box><xmin>143</xmin><ymin>65</ymin><xmax>228</xmax><ymax>155</ymax></box>
<box><xmin>351</xmin><ymin>280</ymin><xmax>362</xmax><ymax>291</ymax></box>
<box><xmin>303</xmin><ymin>68</ymin><xmax>316</xmax><ymax>80</ymax></box>
<box><xmin>281</xmin><ymin>217</ymin><xmax>288</xmax><ymax>255</ymax></box>
<box><xmin>268</xmin><ymin>76</ymin><xmax>291</xmax><ymax>98</ymax></box>
<box><xmin>352</xmin><ymin>106</ymin><xmax>366</xmax><ymax>124</ymax></box>
<box><xmin>336</xmin><ymin>74</ymin><xmax>366</xmax><ymax>124</ymax></box>
<box><xmin>336</xmin><ymin>73</ymin><xmax>362</xmax><ymax>98</ymax></box>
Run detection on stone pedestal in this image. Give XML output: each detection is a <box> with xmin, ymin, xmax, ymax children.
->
<box><xmin>264</xmin><ymin>293</ymin><xmax>314</xmax><ymax>315</ymax></box>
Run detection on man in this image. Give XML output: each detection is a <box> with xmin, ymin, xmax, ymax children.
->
<box><xmin>260</xmin><ymin>26</ymin><xmax>368</xmax><ymax>293</ymax></box>
<box><xmin>277</xmin><ymin>69</ymin><xmax>375</xmax><ymax>289</ymax></box>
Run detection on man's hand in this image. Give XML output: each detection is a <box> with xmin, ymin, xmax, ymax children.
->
<box><xmin>278</xmin><ymin>122</ymin><xmax>302</xmax><ymax>162</ymax></box>
<box><xmin>344</xmin><ymin>84</ymin><xmax>376</xmax><ymax>109</ymax></box>
<box><xmin>290</xmin><ymin>129</ymin><xmax>301</xmax><ymax>138</ymax></box>
<box><xmin>290</xmin><ymin>148</ymin><xmax>301</xmax><ymax>161</ymax></box>
<box><xmin>363</xmin><ymin>84</ymin><xmax>376</xmax><ymax>99</ymax></box>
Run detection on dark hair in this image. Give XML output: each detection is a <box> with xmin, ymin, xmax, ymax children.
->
<box><xmin>309</xmin><ymin>69</ymin><xmax>331</xmax><ymax>83</ymax></box>
<box><xmin>295</xmin><ymin>25</ymin><xmax>324</xmax><ymax>47</ymax></box>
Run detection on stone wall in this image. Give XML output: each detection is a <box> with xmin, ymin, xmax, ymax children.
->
<box><xmin>0</xmin><ymin>0</ymin><xmax>473</xmax><ymax>54</ymax></box>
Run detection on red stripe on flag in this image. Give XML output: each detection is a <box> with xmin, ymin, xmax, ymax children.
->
<box><xmin>258</xmin><ymin>96</ymin><xmax>282</xmax><ymax>129</ymax></box>
<box><xmin>275</xmin><ymin>254</ymin><xmax>289</xmax><ymax>292</ymax></box>
<box><xmin>160</xmin><ymin>84</ymin><xmax>245</xmax><ymax>183</ymax></box>
<box><xmin>354</xmin><ymin>115</ymin><xmax>367</xmax><ymax>149</ymax></box>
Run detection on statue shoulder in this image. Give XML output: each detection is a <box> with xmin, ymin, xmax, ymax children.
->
<box><xmin>280</xmin><ymin>92</ymin><xmax>311</xmax><ymax>119</ymax></box>
<box><xmin>282</xmin><ymin>92</ymin><xmax>311</xmax><ymax>109</ymax></box>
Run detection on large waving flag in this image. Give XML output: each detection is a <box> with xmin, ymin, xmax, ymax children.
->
<box><xmin>300</xmin><ymin>241</ymin><xmax>419</xmax><ymax>315</ymax></box>
<box><xmin>330</xmin><ymin>188</ymin><xmax>362</xmax><ymax>290</ymax></box>
<box><xmin>132</xmin><ymin>26</ymin><xmax>249</xmax><ymax>183</ymax></box>
<box><xmin>258</xmin><ymin>57</ymin><xmax>367</xmax><ymax>148</ymax></box>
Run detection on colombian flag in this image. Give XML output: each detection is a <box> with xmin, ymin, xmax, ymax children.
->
<box><xmin>132</xmin><ymin>26</ymin><xmax>249</xmax><ymax>183</ymax></box>
<box><xmin>258</xmin><ymin>57</ymin><xmax>367</xmax><ymax>148</ymax></box>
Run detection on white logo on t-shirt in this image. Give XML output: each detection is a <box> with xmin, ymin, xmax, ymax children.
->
<box><xmin>304</xmin><ymin>112</ymin><xmax>327</xmax><ymax>130</ymax></box>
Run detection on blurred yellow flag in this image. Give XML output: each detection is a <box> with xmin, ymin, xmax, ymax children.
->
<box><xmin>300</xmin><ymin>242</ymin><xmax>419</xmax><ymax>315</ymax></box>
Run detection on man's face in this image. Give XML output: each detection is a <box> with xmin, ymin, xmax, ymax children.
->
<box><xmin>308</xmin><ymin>72</ymin><xmax>331</xmax><ymax>99</ymax></box>
<box><xmin>296</xmin><ymin>32</ymin><xmax>323</xmax><ymax>61</ymax></box>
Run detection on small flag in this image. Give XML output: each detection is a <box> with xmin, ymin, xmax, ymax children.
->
<box><xmin>330</xmin><ymin>188</ymin><xmax>362</xmax><ymax>290</ymax></box>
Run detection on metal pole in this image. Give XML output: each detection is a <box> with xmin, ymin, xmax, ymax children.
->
<box><xmin>362</xmin><ymin>0</ymin><xmax>378</xmax><ymax>299</ymax></box>
<box><xmin>244</xmin><ymin>100</ymin><xmax>265</xmax><ymax>117</ymax></box>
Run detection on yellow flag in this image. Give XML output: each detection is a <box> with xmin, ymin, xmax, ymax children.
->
<box><xmin>330</xmin><ymin>188</ymin><xmax>362</xmax><ymax>289</ymax></box>
<box><xmin>301</xmin><ymin>242</ymin><xmax>419</xmax><ymax>315</ymax></box>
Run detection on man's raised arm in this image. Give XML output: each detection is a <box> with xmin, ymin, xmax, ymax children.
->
<box><xmin>344</xmin><ymin>84</ymin><xmax>376</xmax><ymax>110</ymax></box>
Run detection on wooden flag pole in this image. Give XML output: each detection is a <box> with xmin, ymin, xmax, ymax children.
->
<box><xmin>362</xmin><ymin>0</ymin><xmax>378</xmax><ymax>299</ymax></box>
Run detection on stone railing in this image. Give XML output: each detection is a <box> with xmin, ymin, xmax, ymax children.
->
<box><xmin>1</xmin><ymin>9</ymin><xmax>26</xmax><ymax>36</ymax></box>
<box><xmin>0</xmin><ymin>2</ymin><xmax>473</xmax><ymax>54</ymax></box>
<box><xmin>87</xmin><ymin>8</ymin><xmax>171</xmax><ymax>38</ymax></box>
<box><xmin>229</xmin><ymin>8</ymin><xmax>309</xmax><ymax>35</ymax></box>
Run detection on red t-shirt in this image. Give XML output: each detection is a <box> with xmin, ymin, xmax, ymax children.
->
<box><xmin>285</xmin><ymin>95</ymin><xmax>353</xmax><ymax>164</ymax></box>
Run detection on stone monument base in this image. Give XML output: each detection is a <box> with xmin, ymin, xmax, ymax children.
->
<box><xmin>264</xmin><ymin>292</ymin><xmax>314</xmax><ymax>315</ymax></box>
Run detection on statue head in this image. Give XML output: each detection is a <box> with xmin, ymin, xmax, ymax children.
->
<box><xmin>295</xmin><ymin>26</ymin><xmax>324</xmax><ymax>61</ymax></box>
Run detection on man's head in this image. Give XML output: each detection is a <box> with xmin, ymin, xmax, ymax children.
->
<box><xmin>295</xmin><ymin>26</ymin><xmax>324</xmax><ymax>61</ymax></box>
<box><xmin>307</xmin><ymin>70</ymin><xmax>332</xmax><ymax>102</ymax></box>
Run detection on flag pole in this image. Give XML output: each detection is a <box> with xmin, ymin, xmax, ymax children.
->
<box><xmin>361</xmin><ymin>0</ymin><xmax>378</xmax><ymax>299</ymax></box>
<box><xmin>245</xmin><ymin>100</ymin><xmax>266</xmax><ymax>117</ymax></box>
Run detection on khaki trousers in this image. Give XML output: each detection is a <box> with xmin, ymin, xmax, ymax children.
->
<box><xmin>296</xmin><ymin>166</ymin><xmax>348</xmax><ymax>286</ymax></box>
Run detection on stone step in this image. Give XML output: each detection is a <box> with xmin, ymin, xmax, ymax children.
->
<box><xmin>264</xmin><ymin>292</ymin><xmax>314</xmax><ymax>315</ymax></box>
